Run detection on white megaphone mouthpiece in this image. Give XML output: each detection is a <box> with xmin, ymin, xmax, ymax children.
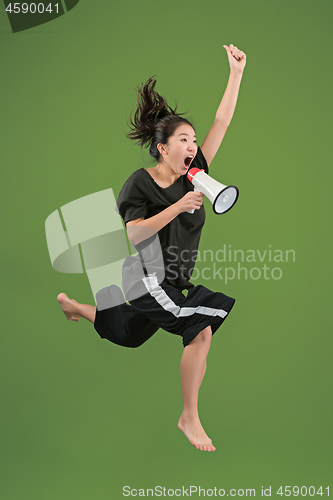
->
<box><xmin>187</xmin><ymin>168</ymin><xmax>239</xmax><ymax>214</ymax></box>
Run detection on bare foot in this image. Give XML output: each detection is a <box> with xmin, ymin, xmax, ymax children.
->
<box><xmin>57</xmin><ymin>293</ymin><xmax>80</xmax><ymax>322</ymax></box>
<box><xmin>178</xmin><ymin>414</ymin><xmax>216</xmax><ymax>451</ymax></box>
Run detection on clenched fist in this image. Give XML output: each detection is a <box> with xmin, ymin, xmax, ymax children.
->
<box><xmin>223</xmin><ymin>44</ymin><xmax>246</xmax><ymax>73</ymax></box>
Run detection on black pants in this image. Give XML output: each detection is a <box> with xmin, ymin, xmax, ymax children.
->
<box><xmin>94</xmin><ymin>275</ymin><xmax>235</xmax><ymax>348</ymax></box>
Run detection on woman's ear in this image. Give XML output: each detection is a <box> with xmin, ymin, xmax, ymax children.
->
<box><xmin>157</xmin><ymin>143</ymin><xmax>167</xmax><ymax>157</ymax></box>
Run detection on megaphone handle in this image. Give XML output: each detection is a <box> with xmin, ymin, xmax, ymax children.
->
<box><xmin>187</xmin><ymin>186</ymin><xmax>200</xmax><ymax>214</ymax></box>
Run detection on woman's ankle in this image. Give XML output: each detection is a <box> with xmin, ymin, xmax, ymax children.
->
<box><xmin>179</xmin><ymin>410</ymin><xmax>199</xmax><ymax>422</ymax></box>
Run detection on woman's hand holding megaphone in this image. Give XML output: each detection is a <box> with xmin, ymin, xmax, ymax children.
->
<box><xmin>176</xmin><ymin>191</ymin><xmax>203</xmax><ymax>214</ymax></box>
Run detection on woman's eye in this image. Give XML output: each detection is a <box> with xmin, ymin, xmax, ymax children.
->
<box><xmin>181</xmin><ymin>138</ymin><xmax>187</xmax><ymax>142</ymax></box>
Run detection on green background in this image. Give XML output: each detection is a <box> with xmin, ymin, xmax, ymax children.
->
<box><xmin>1</xmin><ymin>0</ymin><xmax>332</xmax><ymax>498</ymax></box>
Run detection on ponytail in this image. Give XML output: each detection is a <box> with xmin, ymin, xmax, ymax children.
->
<box><xmin>126</xmin><ymin>76</ymin><xmax>194</xmax><ymax>161</ymax></box>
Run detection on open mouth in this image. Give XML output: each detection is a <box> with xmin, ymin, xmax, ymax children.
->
<box><xmin>184</xmin><ymin>155</ymin><xmax>194</xmax><ymax>168</ymax></box>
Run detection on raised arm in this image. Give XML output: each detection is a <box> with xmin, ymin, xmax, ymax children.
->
<box><xmin>200</xmin><ymin>44</ymin><xmax>246</xmax><ymax>167</ymax></box>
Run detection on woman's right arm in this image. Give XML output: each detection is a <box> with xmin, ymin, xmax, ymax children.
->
<box><xmin>126</xmin><ymin>191</ymin><xmax>203</xmax><ymax>246</ymax></box>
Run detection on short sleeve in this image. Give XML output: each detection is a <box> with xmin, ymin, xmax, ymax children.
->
<box><xmin>192</xmin><ymin>146</ymin><xmax>209</xmax><ymax>174</ymax></box>
<box><xmin>116</xmin><ymin>170</ymin><xmax>148</xmax><ymax>224</ymax></box>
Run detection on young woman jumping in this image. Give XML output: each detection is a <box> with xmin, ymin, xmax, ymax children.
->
<box><xmin>57</xmin><ymin>44</ymin><xmax>246</xmax><ymax>452</ymax></box>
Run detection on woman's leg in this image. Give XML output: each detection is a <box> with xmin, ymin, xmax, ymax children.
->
<box><xmin>178</xmin><ymin>326</ymin><xmax>216</xmax><ymax>452</ymax></box>
<box><xmin>200</xmin><ymin>360</ymin><xmax>207</xmax><ymax>386</ymax></box>
<box><xmin>57</xmin><ymin>293</ymin><xmax>96</xmax><ymax>323</ymax></box>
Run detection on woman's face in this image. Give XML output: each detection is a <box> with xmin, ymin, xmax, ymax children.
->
<box><xmin>160</xmin><ymin>123</ymin><xmax>197</xmax><ymax>175</ymax></box>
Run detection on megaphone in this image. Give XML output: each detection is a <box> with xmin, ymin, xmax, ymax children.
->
<box><xmin>187</xmin><ymin>168</ymin><xmax>239</xmax><ymax>214</ymax></box>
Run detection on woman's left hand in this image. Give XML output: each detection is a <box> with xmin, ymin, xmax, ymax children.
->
<box><xmin>223</xmin><ymin>44</ymin><xmax>246</xmax><ymax>74</ymax></box>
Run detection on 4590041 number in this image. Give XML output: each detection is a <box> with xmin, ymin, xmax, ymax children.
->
<box><xmin>5</xmin><ymin>3</ymin><xmax>59</xmax><ymax>14</ymax></box>
<box><xmin>276</xmin><ymin>486</ymin><xmax>330</xmax><ymax>496</ymax></box>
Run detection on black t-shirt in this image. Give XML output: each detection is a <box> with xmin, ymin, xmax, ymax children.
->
<box><xmin>116</xmin><ymin>146</ymin><xmax>209</xmax><ymax>291</ymax></box>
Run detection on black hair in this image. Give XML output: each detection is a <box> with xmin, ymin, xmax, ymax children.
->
<box><xmin>126</xmin><ymin>76</ymin><xmax>194</xmax><ymax>161</ymax></box>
